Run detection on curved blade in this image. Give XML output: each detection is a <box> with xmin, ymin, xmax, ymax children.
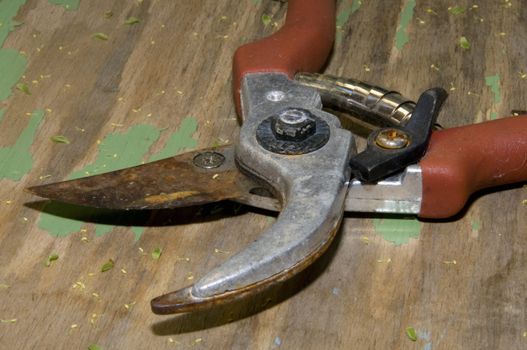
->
<box><xmin>27</xmin><ymin>146</ymin><xmax>279</xmax><ymax>211</ymax></box>
<box><xmin>151</xmin><ymin>73</ymin><xmax>355</xmax><ymax>314</ymax></box>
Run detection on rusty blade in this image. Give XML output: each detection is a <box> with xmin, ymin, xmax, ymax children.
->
<box><xmin>27</xmin><ymin>145</ymin><xmax>280</xmax><ymax>211</ymax></box>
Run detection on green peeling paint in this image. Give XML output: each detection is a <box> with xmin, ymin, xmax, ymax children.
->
<box><xmin>0</xmin><ymin>49</ymin><xmax>27</xmax><ymax>100</ymax></box>
<box><xmin>485</xmin><ymin>75</ymin><xmax>501</xmax><ymax>104</ymax></box>
<box><xmin>336</xmin><ymin>0</ymin><xmax>362</xmax><ymax>27</ymax></box>
<box><xmin>48</xmin><ymin>0</ymin><xmax>79</xmax><ymax>11</ymax></box>
<box><xmin>37</xmin><ymin>202</ymin><xmax>86</xmax><ymax>237</ymax></box>
<box><xmin>490</xmin><ymin>111</ymin><xmax>498</xmax><ymax>120</ymax></box>
<box><xmin>149</xmin><ymin>117</ymin><xmax>198</xmax><ymax>161</ymax></box>
<box><xmin>0</xmin><ymin>0</ymin><xmax>35</xmax><ymax>182</ymax></box>
<box><xmin>471</xmin><ymin>219</ymin><xmax>480</xmax><ymax>231</ymax></box>
<box><xmin>38</xmin><ymin>118</ymin><xmax>199</xmax><ymax>240</ymax></box>
<box><xmin>131</xmin><ymin>226</ymin><xmax>145</xmax><ymax>241</ymax></box>
<box><xmin>395</xmin><ymin>0</ymin><xmax>416</xmax><ymax>50</ymax></box>
<box><xmin>0</xmin><ymin>0</ymin><xmax>26</xmax><ymax>45</ymax></box>
<box><xmin>0</xmin><ymin>1</ymin><xmax>28</xmax><ymax>102</ymax></box>
<box><xmin>0</xmin><ymin>110</ymin><xmax>44</xmax><ymax>181</ymax></box>
<box><xmin>69</xmin><ymin>124</ymin><xmax>161</xmax><ymax>179</ymax></box>
<box><xmin>373</xmin><ymin>217</ymin><xmax>421</xmax><ymax>245</ymax></box>
<box><xmin>336</xmin><ymin>1</ymin><xmax>362</xmax><ymax>44</ymax></box>
<box><xmin>351</xmin><ymin>0</ymin><xmax>363</xmax><ymax>14</ymax></box>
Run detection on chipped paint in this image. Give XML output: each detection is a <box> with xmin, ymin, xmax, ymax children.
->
<box><xmin>336</xmin><ymin>0</ymin><xmax>362</xmax><ymax>44</ymax></box>
<box><xmin>0</xmin><ymin>52</ymin><xmax>27</xmax><ymax>102</ymax></box>
<box><xmin>68</xmin><ymin>124</ymin><xmax>161</xmax><ymax>179</ymax></box>
<box><xmin>48</xmin><ymin>0</ymin><xmax>79</xmax><ymax>11</ymax></box>
<box><xmin>149</xmin><ymin>117</ymin><xmax>198</xmax><ymax>161</ymax></box>
<box><xmin>0</xmin><ymin>0</ymin><xmax>26</xmax><ymax>45</ymax></box>
<box><xmin>395</xmin><ymin>0</ymin><xmax>416</xmax><ymax>50</ymax></box>
<box><xmin>373</xmin><ymin>217</ymin><xmax>421</xmax><ymax>245</ymax></box>
<box><xmin>489</xmin><ymin>111</ymin><xmax>498</xmax><ymax>120</ymax></box>
<box><xmin>38</xmin><ymin>119</ymin><xmax>199</xmax><ymax>240</ymax></box>
<box><xmin>131</xmin><ymin>226</ymin><xmax>145</xmax><ymax>241</ymax></box>
<box><xmin>485</xmin><ymin>74</ymin><xmax>501</xmax><ymax>104</ymax></box>
<box><xmin>0</xmin><ymin>110</ymin><xmax>44</xmax><ymax>181</ymax></box>
<box><xmin>471</xmin><ymin>219</ymin><xmax>480</xmax><ymax>231</ymax></box>
<box><xmin>0</xmin><ymin>0</ymin><xmax>27</xmax><ymax>101</ymax></box>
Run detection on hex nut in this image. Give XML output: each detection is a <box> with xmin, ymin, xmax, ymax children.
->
<box><xmin>271</xmin><ymin>108</ymin><xmax>317</xmax><ymax>142</ymax></box>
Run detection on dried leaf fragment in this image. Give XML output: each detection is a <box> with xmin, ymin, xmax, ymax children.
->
<box><xmin>124</xmin><ymin>17</ymin><xmax>141</xmax><ymax>25</ymax></box>
<box><xmin>104</xmin><ymin>11</ymin><xmax>113</xmax><ymax>18</ymax></box>
<box><xmin>0</xmin><ymin>318</ymin><xmax>17</xmax><ymax>324</ymax></box>
<box><xmin>459</xmin><ymin>36</ymin><xmax>470</xmax><ymax>49</ymax></box>
<box><xmin>93</xmin><ymin>32</ymin><xmax>109</xmax><ymax>41</ymax></box>
<box><xmin>261</xmin><ymin>14</ymin><xmax>272</xmax><ymax>26</ymax></box>
<box><xmin>44</xmin><ymin>253</ymin><xmax>59</xmax><ymax>267</ymax></box>
<box><xmin>151</xmin><ymin>247</ymin><xmax>162</xmax><ymax>260</ymax></box>
<box><xmin>406</xmin><ymin>326</ymin><xmax>417</xmax><ymax>341</ymax></box>
<box><xmin>448</xmin><ymin>6</ymin><xmax>466</xmax><ymax>15</ymax></box>
<box><xmin>100</xmin><ymin>259</ymin><xmax>114</xmax><ymax>272</ymax></box>
<box><xmin>50</xmin><ymin>135</ymin><xmax>70</xmax><ymax>144</ymax></box>
<box><xmin>16</xmin><ymin>83</ymin><xmax>31</xmax><ymax>95</ymax></box>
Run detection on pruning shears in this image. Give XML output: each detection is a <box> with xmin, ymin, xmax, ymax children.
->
<box><xmin>28</xmin><ymin>0</ymin><xmax>527</xmax><ymax>315</ymax></box>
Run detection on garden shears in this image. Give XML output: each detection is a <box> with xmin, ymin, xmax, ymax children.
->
<box><xmin>28</xmin><ymin>0</ymin><xmax>527</xmax><ymax>315</ymax></box>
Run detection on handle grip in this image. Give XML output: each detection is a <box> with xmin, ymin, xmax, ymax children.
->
<box><xmin>419</xmin><ymin>116</ymin><xmax>527</xmax><ymax>218</ymax></box>
<box><xmin>233</xmin><ymin>0</ymin><xmax>336</xmax><ymax>116</ymax></box>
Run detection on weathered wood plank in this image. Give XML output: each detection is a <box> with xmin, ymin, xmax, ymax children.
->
<box><xmin>0</xmin><ymin>1</ymin><xmax>525</xmax><ymax>349</ymax></box>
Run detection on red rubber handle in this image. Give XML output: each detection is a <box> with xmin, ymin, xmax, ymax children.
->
<box><xmin>419</xmin><ymin>116</ymin><xmax>527</xmax><ymax>218</ymax></box>
<box><xmin>233</xmin><ymin>0</ymin><xmax>336</xmax><ymax>117</ymax></box>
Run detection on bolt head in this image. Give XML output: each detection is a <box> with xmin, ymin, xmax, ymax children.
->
<box><xmin>375</xmin><ymin>128</ymin><xmax>410</xmax><ymax>149</ymax></box>
<box><xmin>193</xmin><ymin>151</ymin><xmax>225</xmax><ymax>169</ymax></box>
<box><xmin>272</xmin><ymin>108</ymin><xmax>316</xmax><ymax>141</ymax></box>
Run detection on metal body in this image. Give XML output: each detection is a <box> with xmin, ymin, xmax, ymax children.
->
<box><xmin>295</xmin><ymin>73</ymin><xmax>415</xmax><ymax>127</ymax></box>
<box><xmin>345</xmin><ymin>165</ymin><xmax>422</xmax><ymax>214</ymax></box>
<box><xmin>151</xmin><ymin>73</ymin><xmax>356</xmax><ymax>313</ymax></box>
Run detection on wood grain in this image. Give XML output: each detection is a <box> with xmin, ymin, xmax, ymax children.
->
<box><xmin>0</xmin><ymin>1</ymin><xmax>526</xmax><ymax>349</ymax></box>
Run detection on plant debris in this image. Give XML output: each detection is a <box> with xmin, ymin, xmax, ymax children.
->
<box><xmin>459</xmin><ymin>36</ymin><xmax>470</xmax><ymax>49</ymax></box>
<box><xmin>50</xmin><ymin>135</ymin><xmax>71</xmax><ymax>144</ymax></box>
<box><xmin>101</xmin><ymin>259</ymin><xmax>115</xmax><ymax>272</ymax></box>
<box><xmin>448</xmin><ymin>6</ymin><xmax>466</xmax><ymax>15</ymax></box>
<box><xmin>93</xmin><ymin>33</ymin><xmax>109</xmax><ymax>41</ymax></box>
<box><xmin>405</xmin><ymin>326</ymin><xmax>417</xmax><ymax>341</ymax></box>
<box><xmin>16</xmin><ymin>83</ymin><xmax>31</xmax><ymax>95</ymax></box>
<box><xmin>44</xmin><ymin>253</ymin><xmax>59</xmax><ymax>267</ymax></box>
<box><xmin>124</xmin><ymin>17</ymin><xmax>141</xmax><ymax>25</ymax></box>
<box><xmin>104</xmin><ymin>11</ymin><xmax>113</xmax><ymax>18</ymax></box>
<box><xmin>124</xmin><ymin>301</ymin><xmax>136</xmax><ymax>310</ymax></box>
<box><xmin>151</xmin><ymin>247</ymin><xmax>162</xmax><ymax>260</ymax></box>
<box><xmin>87</xmin><ymin>345</ymin><xmax>101</xmax><ymax>350</ymax></box>
<box><xmin>262</xmin><ymin>14</ymin><xmax>272</xmax><ymax>26</ymax></box>
<box><xmin>0</xmin><ymin>319</ymin><xmax>17</xmax><ymax>324</ymax></box>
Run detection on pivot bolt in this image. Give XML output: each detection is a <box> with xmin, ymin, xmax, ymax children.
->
<box><xmin>375</xmin><ymin>128</ymin><xmax>410</xmax><ymax>149</ymax></box>
<box><xmin>272</xmin><ymin>108</ymin><xmax>316</xmax><ymax>141</ymax></box>
<box><xmin>193</xmin><ymin>151</ymin><xmax>225</xmax><ymax>169</ymax></box>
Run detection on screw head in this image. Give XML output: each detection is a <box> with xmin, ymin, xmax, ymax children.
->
<box><xmin>375</xmin><ymin>129</ymin><xmax>410</xmax><ymax>149</ymax></box>
<box><xmin>193</xmin><ymin>151</ymin><xmax>225</xmax><ymax>169</ymax></box>
<box><xmin>272</xmin><ymin>108</ymin><xmax>316</xmax><ymax>141</ymax></box>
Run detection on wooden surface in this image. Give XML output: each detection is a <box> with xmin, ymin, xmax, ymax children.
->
<box><xmin>0</xmin><ymin>0</ymin><xmax>526</xmax><ymax>349</ymax></box>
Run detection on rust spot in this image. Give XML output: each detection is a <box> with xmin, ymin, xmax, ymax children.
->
<box><xmin>144</xmin><ymin>191</ymin><xmax>200</xmax><ymax>204</ymax></box>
